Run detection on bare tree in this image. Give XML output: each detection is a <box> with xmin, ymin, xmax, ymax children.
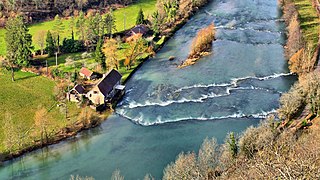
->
<box><xmin>34</xmin><ymin>30</ymin><xmax>47</xmax><ymax>55</ymax></box>
<box><xmin>111</xmin><ymin>169</ymin><xmax>124</xmax><ymax>180</ymax></box>
<box><xmin>3</xmin><ymin>112</ymin><xmax>18</xmax><ymax>154</ymax></box>
<box><xmin>34</xmin><ymin>106</ymin><xmax>50</xmax><ymax>146</ymax></box>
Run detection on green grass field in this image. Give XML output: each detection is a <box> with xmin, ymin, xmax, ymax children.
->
<box><xmin>293</xmin><ymin>0</ymin><xmax>319</xmax><ymax>49</ymax></box>
<box><xmin>0</xmin><ymin>70</ymin><xmax>81</xmax><ymax>152</ymax></box>
<box><xmin>0</xmin><ymin>0</ymin><xmax>157</xmax><ymax>56</ymax></box>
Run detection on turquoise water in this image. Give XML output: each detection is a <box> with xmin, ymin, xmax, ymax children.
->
<box><xmin>0</xmin><ymin>0</ymin><xmax>296</xmax><ymax>179</ymax></box>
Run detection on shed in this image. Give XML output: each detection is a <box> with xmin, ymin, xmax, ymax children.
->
<box><xmin>79</xmin><ymin>67</ymin><xmax>94</xmax><ymax>80</ymax></box>
<box><xmin>68</xmin><ymin>84</ymin><xmax>86</xmax><ymax>102</ymax></box>
<box><xmin>126</xmin><ymin>25</ymin><xmax>149</xmax><ymax>37</ymax></box>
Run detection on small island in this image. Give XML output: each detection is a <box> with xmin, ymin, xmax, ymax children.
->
<box><xmin>179</xmin><ymin>23</ymin><xmax>216</xmax><ymax>68</ymax></box>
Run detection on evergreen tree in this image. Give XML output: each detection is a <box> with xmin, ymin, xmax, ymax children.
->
<box><xmin>104</xmin><ymin>8</ymin><xmax>116</xmax><ymax>37</ymax></box>
<box><xmin>84</xmin><ymin>15</ymin><xmax>97</xmax><ymax>51</ymax></box>
<box><xmin>46</xmin><ymin>31</ymin><xmax>55</xmax><ymax>57</ymax></box>
<box><xmin>227</xmin><ymin>132</ymin><xmax>238</xmax><ymax>158</ymax></box>
<box><xmin>94</xmin><ymin>38</ymin><xmax>106</xmax><ymax>70</ymax></box>
<box><xmin>69</xmin><ymin>16</ymin><xmax>75</xmax><ymax>39</ymax></box>
<box><xmin>136</xmin><ymin>8</ymin><xmax>145</xmax><ymax>25</ymax></box>
<box><xmin>76</xmin><ymin>11</ymin><xmax>86</xmax><ymax>41</ymax></box>
<box><xmin>151</xmin><ymin>11</ymin><xmax>160</xmax><ymax>35</ymax></box>
<box><xmin>5</xmin><ymin>16</ymin><xmax>33</xmax><ymax>81</ymax></box>
<box><xmin>53</xmin><ymin>15</ymin><xmax>65</xmax><ymax>53</ymax></box>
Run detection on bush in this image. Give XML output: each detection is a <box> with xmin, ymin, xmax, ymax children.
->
<box><xmin>286</xmin><ymin>13</ymin><xmax>303</xmax><ymax>58</ymax></box>
<box><xmin>278</xmin><ymin>83</ymin><xmax>305</xmax><ymax>120</ymax></box>
<box><xmin>188</xmin><ymin>23</ymin><xmax>215</xmax><ymax>59</ymax></box>
<box><xmin>81</xmin><ymin>52</ymin><xmax>92</xmax><ymax>59</ymax></box>
<box><xmin>239</xmin><ymin>119</ymin><xmax>277</xmax><ymax>158</ymax></box>
<box><xmin>64</xmin><ymin>56</ymin><xmax>75</xmax><ymax>67</ymax></box>
<box><xmin>61</xmin><ymin>38</ymin><xmax>85</xmax><ymax>53</ymax></box>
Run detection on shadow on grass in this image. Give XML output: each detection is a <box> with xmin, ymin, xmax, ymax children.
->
<box><xmin>16</xmin><ymin>74</ymin><xmax>38</xmax><ymax>81</ymax></box>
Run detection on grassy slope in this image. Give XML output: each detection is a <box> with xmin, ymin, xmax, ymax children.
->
<box><xmin>0</xmin><ymin>0</ymin><xmax>157</xmax><ymax>56</ymax></box>
<box><xmin>0</xmin><ymin>71</ymin><xmax>80</xmax><ymax>152</ymax></box>
<box><xmin>293</xmin><ymin>0</ymin><xmax>320</xmax><ymax>48</ymax></box>
<box><xmin>113</xmin><ymin>0</ymin><xmax>157</xmax><ymax>32</ymax></box>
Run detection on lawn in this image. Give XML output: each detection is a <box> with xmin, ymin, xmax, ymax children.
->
<box><xmin>0</xmin><ymin>0</ymin><xmax>157</xmax><ymax>56</ymax></box>
<box><xmin>0</xmin><ymin>70</ymin><xmax>81</xmax><ymax>152</ymax></box>
<box><xmin>113</xmin><ymin>0</ymin><xmax>157</xmax><ymax>32</ymax></box>
<box><xmin>293</xmin><ymin>0</ymin><xmax>320</xmax><ymax>49</ymax></box>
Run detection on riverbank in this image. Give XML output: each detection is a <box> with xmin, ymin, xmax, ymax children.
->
<box><xmin>0</xmin><ymin>0</ymin><xmax>298</xmax><ymax>178</ymax></box>
<box><xmin>0</xmin><ymin>0</ymin><xmax>212</xmax><ymax>163</ymax></box>
<box><xmin>278</xmin><ymin>0</ymin><xmax>320</xmax><ymax>128</ymax></box>
<box><xmin>160</xmin><ymin>1</ymin><xmax>320</xmax><ymax>178</ymax></box>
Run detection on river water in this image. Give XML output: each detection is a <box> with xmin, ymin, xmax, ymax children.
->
<box><xmin>0</xmin><ymin>0</ymin><xmax>297</xmax><ymax>179</ymax></box>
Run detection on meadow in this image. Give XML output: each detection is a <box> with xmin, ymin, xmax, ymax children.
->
<box><xmin>0</xmin><ymin>70</ymin><xmax>81</xmax><ymax>152</ymax></box>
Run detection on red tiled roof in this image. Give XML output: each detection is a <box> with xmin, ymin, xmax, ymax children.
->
<box><xmin>80</xmin><ymin>67</ymin><xmax>93</xmax><ymax>77</ymax></box>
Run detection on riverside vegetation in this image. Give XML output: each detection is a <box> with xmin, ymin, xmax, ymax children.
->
<box><xmin>159</xmin><ymin>0</ymin><xmax>320</xmax><ymax>179</ymax></box>
<box><xmin>84</xmin><ymin>0</ymin><xmax>320</xmax><ymax>179</ymax></box>
<box><xmin>179</xmin><ymin>23</ymin><xmax>215</xmax><ymax>68</ymax></box>
<box><xmin>0</xmin><ymin>0</ymin><xmax>211</xmax><ymax>161</ymax></box>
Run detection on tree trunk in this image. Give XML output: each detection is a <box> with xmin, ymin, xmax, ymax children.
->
<box><xmin>11</xmin><ymin>66</ymin><xmax>15</xmax><ymax>82</ymax></box>
<box><xmin>57</xmin><ymin>35</ymin><xmax>60</xmax><ymax>53</ymax></box>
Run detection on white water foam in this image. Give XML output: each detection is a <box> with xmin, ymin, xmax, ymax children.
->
<box><xmin>121</xmin><ymin>73</ymin><xmax>291</xmax><ymax>109</ymax></box>
<box><xmin>116</xmin><ymin>109</ymin><xmax>277</xmax><ymax>126</ymax></box>
<box><xmin>175</xmin><ymin>72</ymin><xmax>292</xmax><ymax>93</ymax></box>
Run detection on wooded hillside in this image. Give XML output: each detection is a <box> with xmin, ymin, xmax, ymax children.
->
<box><xmin>0</xmin><ymin>0</ymin><xmax>134</xmax><ymax>26</ymax></box>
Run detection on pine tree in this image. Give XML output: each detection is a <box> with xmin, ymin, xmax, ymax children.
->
<box><xmin>105</xmin><ymin>8</ymin><xmax>116</xmax><ymax>37</ymax></box>
<box><xmin>5</xmin><ymin>16</ymin><xmax>33</xmax><ymax>81</ymax></box>
<box><xmin>76</xmin><ymin>11</ymin><xmax>86</xmax><ymax>41</ymax></box>
<box><xmin>227</xmin><ymin>132</ymin><xmax>238</xmax><ymax>158</ymax></box>
<box><xmin>151</xmin><ymin>11</ymin><xmax>160</xmax><ymax>35</ymax></box>
<box><xmin>69</xmin><ymin>16</ymin><xmax>76</xmax><ymax>41</ymax></box>
<box><xmin>136</xmin><ymin>8</ymin><xmax>145</xmax><ymax>25</ymax></box>
<box><xmin>46</xmin><ymin>31</ymin><xmax>55</xmax><ymax>57</ymax></box>
<box><xmin>53</xmin><ymin>15</ymin><xmax>65</xmax><ymax>53</ymax></box>
<box><xmin>94</xmin><ymin>38</ymin><xmax>106</xmax><ymax>71</ymax></box>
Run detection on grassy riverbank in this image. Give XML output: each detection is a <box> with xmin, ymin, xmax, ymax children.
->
<box><xmin>0</xmin><ymin>70</ymin><xmax>81</xmax><ymax>153</ymax></box>
<box><xmin>0</xmin><ymin>0</ymin><xmax>157</xmax><ymax>56</ymax></box>
<box><xmin>293</xmin><ymin>0</ymin><xmax>319</xmax><ymax>48</ymax></box>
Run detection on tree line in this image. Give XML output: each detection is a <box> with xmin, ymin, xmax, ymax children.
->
<box><xmin>1</xmin><ymin>9</ymin><xmax>118</xmax><ymax>81</ymax></box>
<box><xmin>0</xmin><ymin>0</ymin><xmax>133</xmax><ymax>26</ymax></box>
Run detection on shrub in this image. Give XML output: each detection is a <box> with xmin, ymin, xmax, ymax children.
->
<box><xmin>289</xmin><ymin>45</ymin><xmax>316</xmax><ymax>75</ymax></box>
<box><xmin>278</xmin><ymin>83</ymin><xmax>305</xmax><ymax>120</ymax></box>
<box><xmin>163</xmin><ymin>152</ymin><xmax>199</xmax><ymax>180</ymax></box>
<box><xmin>188</xmin><ymin>23</ymin><xmax>215</xmax><ymax>59</ymax></box>
<box><xmin>239</xmin><ymin>119</ymin><xmax>277</xmax><ymax>158</ymax></box>
<box><xmin>286</xmin><ymin>13</ymin><xmax>303</xmax><ymax>58</ymax></box>
<box><xmin>65</xmin><ymin>56</ymin><xmax>75</xmax><ymax>67</ymax></box>
<box><xmin>81</xmin><ymin>52</ymin><xmax>92</xmax><ymax>59</ymax></box>
<box><xmin>300</xmin><ymin>72</ymin><xmax>320</xmax><ymax>115</ymax></box>
<box><xmin>62</xmin><ymin>39</ymin><xmax>85</xmax><ymax>53</ymax></box>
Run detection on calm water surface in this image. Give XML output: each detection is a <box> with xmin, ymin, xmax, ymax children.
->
<box><xmin>0</xmin><ymin>0</ymin><xmax>297</xmax><ymax>179</ymax></box>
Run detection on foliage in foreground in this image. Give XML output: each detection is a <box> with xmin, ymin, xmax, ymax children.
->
<box><xmin>163</xmin><ymin>118</ymin><xmax>320</xmax><ymax>179</ymax></box>
<box><xmin>278</xmin><ymin>71</ymin><xmax>320</xmax><ymax>121</ymax></box>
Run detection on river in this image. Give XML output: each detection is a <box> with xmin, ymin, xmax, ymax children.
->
<box><xmin>0</xmin><ymin>0</ymin><xmax>297</xmax><ymax>179</ymax></box>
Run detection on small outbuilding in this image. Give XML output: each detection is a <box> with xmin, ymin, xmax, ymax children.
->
<box><xmin>67</xmin><ymin>84</ymin><xmax>86</xmax><ymax>102</ymax></box>
<box><xmin>126</xmin><ymin>25</ymin><xmax>149</xmax><ymax>37</ymax></box>
<box><xmin>79</xmin><ymin>67</ymin><xmax>94</xmax><ymax>80</ymax></box>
